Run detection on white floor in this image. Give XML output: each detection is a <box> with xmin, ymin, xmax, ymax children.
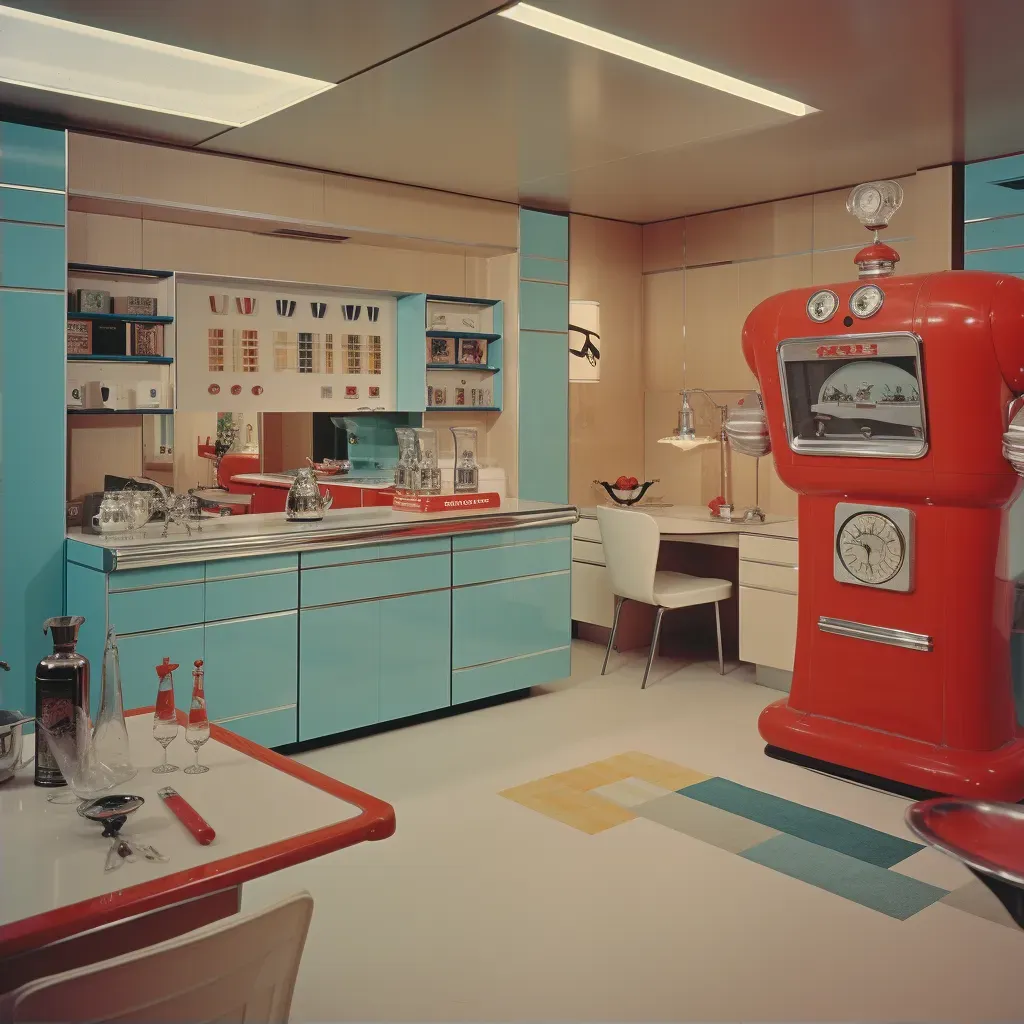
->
<box><xmin>244</xmin><ymin>641</ymin><xmax>1024</xmax><ymax>1021</ymax></box>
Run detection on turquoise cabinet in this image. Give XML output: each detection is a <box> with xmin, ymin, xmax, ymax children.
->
<box><xmin>220</xmin><ymin>707</ymin><xmax>297</xmax><ymax>748</ymax></box>
<box><xmin>299</xmin><ymin>600</ymin><xmax>380</xmax><ymax>740</ymax></box>
<box><xmin>0</xmin><ymin>122</ymin><xmax>66</xmax><ymax>190</ymax></box>
<box><xmin>116</xmin><ymin>625</ymin><xmax>205</xmax><ymax>713</ymax></box>
<box><xmin>379</xmin><ymin>590</ymin><xmax>450</xmax><ymax>721</ymax></box>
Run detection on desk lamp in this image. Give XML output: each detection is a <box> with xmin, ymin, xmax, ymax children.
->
<box><xmin>658</xmin><ymin>388</ymin><xmax>771</xmax><ymax>521</ymax></box>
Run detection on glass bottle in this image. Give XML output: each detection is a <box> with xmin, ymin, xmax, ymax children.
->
<box><xmin>184</xmin><ymin>659</ymin><xmax>210</xmax><ymax>775</ymax></box>
<box><xmin>394</xmin><ymin>426</ymin><xmax>416</xmax><ymax>492</ymax></box>
<box><xmin>92</xmin><ymin>626</ymin><xmax>135</xmax><ymax>786</ymax></box>
<box><xmin>34</xmin><ymin>616</ymin><xmax>89</xmax><ymax>787</ymax></box>
<box><xmin>152</xmin><ymin>657</ymin><xmax>180</xmax><ymax>774</ymax></box>
<box><xmin>413</xmin><ymin>427</ymin><xmax>441</xmax><ymax>495</ymax></box>
<box><xmin>450</xmin><ymin>427</ymin><xmax>480</xmax><ymax>493</ymax></box>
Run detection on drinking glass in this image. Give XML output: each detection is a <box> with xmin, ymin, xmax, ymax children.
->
<box><xmin>184</xmin><ymin>659</ymin><xmax>210</xmax><ymax>775</ymax></box>
<box><xmin>152</xmin><ymin>656</ymin><xmax>179</xmax><ymax>774</ymax></box>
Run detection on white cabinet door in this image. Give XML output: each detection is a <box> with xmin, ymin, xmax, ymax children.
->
<box><xmin>572</xmin><ymin>560</ymin><xmax>616</xmax><ymax>628</ymax></box>
<box><xmin>739</xmin><ymin>586</ymin><xmax>797</xmax><ymax>671</ymax></box>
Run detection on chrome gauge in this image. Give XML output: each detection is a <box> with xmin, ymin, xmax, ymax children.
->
<box><xmin>807</xmin><ymin>289</ymin><xmax>839</xmax><ymax>323</ymax></box>
<box><xmin>850</xmin><ymin>284</ymin><xmax>884</xmax><ymax>318</ymax></box>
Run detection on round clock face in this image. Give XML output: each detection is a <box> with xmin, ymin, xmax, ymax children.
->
<box><xmin>807</xmin><ymin>289</ymin><xmax>839</xmax><ymax>323</ymax></box>
<box><xmin>836</xmin><ymin>511</ymin><xmax>906</xmax><ymax>585</ymax></box>
<box><xmin>850</xmin><ymin>284</ymin><xmax>884</xmax><ymax>318</ymax></box>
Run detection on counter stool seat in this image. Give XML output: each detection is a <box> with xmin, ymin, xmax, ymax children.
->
<box><xmin>596</xmin><ymin>505</ymin><xmax>732</xmax><ymax>688</ymax></box>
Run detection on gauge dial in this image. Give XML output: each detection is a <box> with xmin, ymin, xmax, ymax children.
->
<box><xmin>836</xmin><ymin>511</ymin><xmax>905</xmax><ymax>585</ymax></box>
<box><xmin>850</xmin><ymin>284</ymin><xmax>884</xmax><ymax>318</ymax></box>
<box><xmin>807</xmin><ymin>289</ymin><xmax>839</xmax><ymax>323</ymax></box>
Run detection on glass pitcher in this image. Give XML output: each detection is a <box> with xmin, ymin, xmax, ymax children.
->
<box><xmin>450</xmin><ymin>427</ymin><xmax>480</xmax><ymax>493</ymax></box>
<box><xmin>413</xmin><ymin>428</ymin><xmax>441</xmax><ymax>495</ymax></box>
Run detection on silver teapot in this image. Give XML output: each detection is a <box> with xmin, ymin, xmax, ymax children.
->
<box><xmin>286</xmin><ymin>467</ymin><xmax>333</xmax><ymax>521</ymax></box>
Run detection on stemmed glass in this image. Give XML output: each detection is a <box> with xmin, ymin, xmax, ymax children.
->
<box><xmin>152</xmin><ymin>657</ymin><xmax>179</xmax><ymax>774</ymax></box>
<box><xmin>184</xmin><ymin>659</ymin><xmax>210</xmax><ymax>775</ymax></box>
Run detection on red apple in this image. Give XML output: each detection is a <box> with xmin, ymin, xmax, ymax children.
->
<box><xmin>614</xmin><ymin>475</ymin><xmax>630</xmax><ymax>490</ymax></box>
<box><xmin>626</xmin><ymin>476</ymin><xmax>639</xmax><ymax>489</ymax></box>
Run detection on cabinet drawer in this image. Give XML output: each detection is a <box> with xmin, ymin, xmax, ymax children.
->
<box><xmin>0</xmin><ymin>188</ymin><xmax>65</xmax><ymax>225</ymax></box>
<box><xmin>572</xmin><ymin>560</ymin><xmax>615</xmax><ymax>627</ymax></box>
<box><xmin>109</xmin><ymin>582</ymin><xmax>204</xmax><ymax>634</ymax></box>
<box><xmin>205</xmin><ymin>553</ymin><xmax>297</xmax><ymax>579</ymax></box>
<box><xmin>572</xmin><ymin>538</ymin><xmax>605</xmax><ymax>566</ymax></box>
<box><xmin>453</xmin><ymin>538</ymin><xmax>570</xmax><ymax>586</ymax></box>
<box><xmin>206</xmin><ymin>570</ymin><xmax>298</xmax><ymax>621</ymax></box>
<box><xmin>739</xmin><ymin>560</ymin><xmax>799</xmax><ymax>595</ymax></box>
<box><xmin>379</xmin><ymin>590</ymin><xmax>451</xmax><ymax>722</ymax></box>
<box><xmin>572</xmin><ymin>517</ymin><xmax>602</xmax><ymax>543</ymax></box>
<box><xmin>217</xmin><ymin>707</ymin><xmax>296</xmax><ymax>748</ymax></box>
<box><xmin>378</xmin><ymin>536</ymin><xmax>451</xmax><ymax>558</ymax></box>
<box><xmin>301</xmin><ymin>544</ymin><xmax>379</xmax><ymax>569</ymax></box>
<box><xmin>109</xmin><ymin>563</ymin><xmax>204</xmax><ymax>591</ymax></box>
<box><xmin>116</xmin><ymin>624</ymin><xmax>204</xmax><ymax>711</ymax></box>
<box><xmin>452</xmin><ymin>571</ymin><xmax>570</xmax><ymax>669</ymax></box>
<box><xmin>739</xmin><ymin>586</ymin><xmax>797</xmax><ymax>672</ymax></box>
<box><xmin>301</xmin><ymin>552</ymin><xmax>449</xmax><ymax>607</ymax></box>
<box><xmin>452</xmin><ymin>646</ymin><xmax>570</xmax><ymax>705</ymax></box>
<box><xmin>0</xmin><ymin>222</ymin><xmax>65</xmax><ymax>290</ymax></box>
<box><xmin>452</xmin><ymin>524</ymin><xmax>569</xmax><ymax>551</ymax></box>
<box><xmin>739</xmin><ymin>535</ymin><xmax>798</xmax><ymax>567</ymax></box>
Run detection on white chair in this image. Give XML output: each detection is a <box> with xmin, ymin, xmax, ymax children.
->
<box><xmin>0</xmin><ymin>891</ymin><xmax>314</xmax><ymax>1024</ymax></box>
<box><xmin>596</xmin><ymin>505</ymin><xmax>732</xmax><ymax>688</ymax></box>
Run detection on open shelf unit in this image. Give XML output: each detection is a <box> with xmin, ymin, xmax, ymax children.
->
<box><xmin>68</xmin><ymin>354</ymin><xmax>173</xmax><ymax>365</ymax></box>
<box><xmin>67</xmin><ymin>408</ymin><xmax>173</xmax><ymax>416</ymax></box>
<box><xmin>423</xmin><ymin>294</ymin><xmax>503</xmax><ymax>414</ymax></box>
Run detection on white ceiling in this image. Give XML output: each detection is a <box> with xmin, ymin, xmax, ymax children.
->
<box><xmin>5</xmin><ymin>0</ymin><xmax>1024</xmax><ymax>222</ymax></box>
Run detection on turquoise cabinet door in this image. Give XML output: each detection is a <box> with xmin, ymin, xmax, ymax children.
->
<box><xmin>204</xmin><ymin>612</ymin><xmax>297</xmax><ymax>723</ymax></box>
<box><xmin>518</xmin><ymin>330</ymin><xmax>568</xmax><ymax>503</ymax></box>
<box><xmin>116</xmin><ymin>625</ymin><xmax>205</xmax><ymax>714</ymax></box>
<box><xmin>299</xmin><ymin>601</ymin><xmax>380</xmax><ymax>740</ymax></box>
<box><xmin>0</xmin><ymin>123</ymin><xmax>65</xmax><ymax>190</ymax></box>
<box><xmin>379</xmin><ymin>590</ymin><xmax>450</xmax><ymax>721</ymax></box>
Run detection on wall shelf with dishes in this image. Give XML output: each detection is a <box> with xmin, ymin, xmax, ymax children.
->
<box><xmin>423</xmin><ymin>294</ymin><xmax>503</xmax><ymax>414</ymax></box>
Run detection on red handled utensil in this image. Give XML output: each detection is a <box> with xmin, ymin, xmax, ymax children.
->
<box><xmin>157</xmin><ymin>787</ymin><xmax>215</xmax><ymax>845</ymax></box>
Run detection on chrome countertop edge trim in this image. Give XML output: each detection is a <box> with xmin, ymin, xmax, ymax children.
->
<box><xmin>92</xmin><ymin>508</ymin><xmax>580</xmax><ymax>571</ymax></box>
<box><xmin>818</xmin><ymin>615</ymin><xmax>933</xmax><ymax>652</ymax></box>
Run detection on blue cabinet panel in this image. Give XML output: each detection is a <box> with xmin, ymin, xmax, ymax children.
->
<box><xmin>205</xmin><ymin>553</ymin><xmax>297</xmax><ymax>579</ymax></box>
<box><xmin>453</xmin><ymin>537</ymin><xmax>571</xmax><ymax>586</ymax></box>
<box><xmin>519</xmin><ymin>281</ymin><xmax>569</xmax><ymax>333</ymax></box>
<box><xmin>205</xmin><ymin>571</ymin><xmax>297</xmax><ymax>621</ymax></box>
<box><xmin>65</xmin><ymin>563</ymin><xmax>108</xmax><ymax>718</ymax></box>
<box><xmin>520</xmin><ymin>209</ymin><xmax>569</xmax><ymax>260</ymax></box>
<box><xmin>218</xmin><ymin>707</ymin><xmax>296</xmax><ymax>748</ymax></box>
<box><xmin>518</xmin><ymin>330</ymin><xmax>568</xmax><ymax>503</ymax></box>
<box><xmin>116</xmin><ymin>625</ymin><xmax>205</xmax><ymax>713</ymax></box>
<box><xmin>204</xmin><ymin>612</ymin><xmax>297</xmax><ymax>720</ymax></box>
<box><xmin>964</xmin><ymin>249</ymin><xmax>1024</xmax><ymax>275</ymax></box>
<box><xmin>109</xmin><ymin>563</ymin><xmax>204</xmax><ymax>591</ymax></box>
<box><xmin>397</xmin><ymin>292</ymin><xmax>428</xmax><ymax>411</ymax></box>
<box><xmin>301</xmin><ymin>552</ymin><xmax>449</xmax><ymax>607</ymax></box>
<box><xmin>452</xmin><ymin>646</ymin><xmax>570</xmax><ymax>705</ymax></box>
<box><xmin>520</xmin><ymin>255</ymin><xmax>568</xmax><ymax>284</ymax></box>
<box><xmin>452</xmin><ymin>571</ymin><xmax>571</xmax><ymax>669</ymax></box>
<box><xmin>0</xmin><ymin>123</ymin><xmax>65</xmax><ymax>190</ymax></box>
<box><xmin>1</xmin><ymin>290</ymin><xmax>66</xmax><ymax>711</ymax></box>
<box><xmin>109</xmin><ymin>583</ymin><xmax>204</xmax><ymax>635</ymax></box>
<box><xmin>378</xmin><ymin>536</ymin><xmax>451</xmax><ymax>558</ymax></box>
<box><xmin>0</xmin><ymin>223</ymin><xmax>65</xmax><ymax>290</ymax></box>
<box><xmin>965</xmin><ymin>155</ymin><xmax>1024</xmax><ymax>221</ymax></box>
<box><xmin>453</xmin><ymin>524</ymin><xmax>569</xmax><ymax>551</ymax></box>
<box><xmin>964</xmin><ymin>215</ymin><xmax>1024</xmax><ymax>254</ymax></box>
<box><xmin>66</xmin><ymin>539</ymin><xmax>106</xmax><ymax>570</ymax></box>
<box><xmin>379</xmin><ymin>590</ymin><xmax>450</xmax><ymax>721</ymax></box>
<box><xmin>301</xmin><ymin>544</ymin><xmax>378</xmax><ymax>569</ymax></box>
<box><xmin>0</xmin><ymin>188</ymin><xmax>64</xmax><ymax>226</ymax></box>
<box><xmin>299</xmin><ymin>601</ymin><xmax>380</xmax><ymax>740</ymax></box>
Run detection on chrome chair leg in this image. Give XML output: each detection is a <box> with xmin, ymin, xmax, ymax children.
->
<box><xmin>602</xmin><ymin>596</ymin><xmax>624</xmax><ymax>675</ymax></box>
<box><xmin>641</xmin><ymin>606</ymin><xmax>665</xmax><ymax>689</ymax></box>
<box><xmin>714</xmin><ymin>601</ymin><xmax>724</xmax><ymax>675</ymax></box>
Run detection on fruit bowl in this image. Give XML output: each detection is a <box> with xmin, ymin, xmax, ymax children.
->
<box><xmin>596</xmin><ymin>479</ymin><xmax>657</xmax><ymax>506</ymax></box>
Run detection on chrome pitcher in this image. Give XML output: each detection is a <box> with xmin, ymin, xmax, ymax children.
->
<box><xmin>286</xmin><ymin>467</ymin><xmax>333</xmax><ymax>521</ymax></box>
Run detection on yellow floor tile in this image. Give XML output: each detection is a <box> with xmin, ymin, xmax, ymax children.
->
<box><xmin>500</xmin><ymin>780</ymin><xmax>636</xmax><ymax>834</ymax></box>
<box><xmin>601</xmin><ymin>751</ymin><xmax>709</xmax><ymax>791</ymax></box>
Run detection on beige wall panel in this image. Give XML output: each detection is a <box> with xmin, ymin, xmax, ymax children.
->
<box><xmin>642</xmin><ymin>270</ymin><xmax>685</xmax><ymax>392</ymax></box>
<box><xmin>642</xmin><ymin>218</ymin><xmax>685</xmax><ymax>273</ymax></box>
<box><xmin>569</xmin><ymin>215</ymin><xmax>644</xmax><ymax>506</ymax></box>
<box><xmin>736</xmin><ymin>253</ymin><xmax>813</xmax><ymax>326</ymax></box>
<box><xmin>682</xmin><ymin>263</ymin><xmax>749</xmax><ymax>391</ymax></box>
<box><xmin>67</xmin><ymin>133</ymin><xmax>125</xmax><ymax>196</ymax></box>
<box><xmin>763</xmin><ymin>460</ymin><xmax>799</xmax><ymax>517</ymax></box>
<box><xmin>686</xmin><ymin>196</ymin><xmax>812</xmax><ymax>267</ymax></box>
<box><xmin>67</xmin><ymin>212</ymin><xmax>143</xmax><ymax>268</ymax></box>
<box><xmin>908</xmin><ymin>165</ymin><xmax>953</xmax><ymax>274</ymax></box>
<box><xmin>810</xmin><ymin>245</ymin><xmax>864</xmax><ymax>285</ymax></box>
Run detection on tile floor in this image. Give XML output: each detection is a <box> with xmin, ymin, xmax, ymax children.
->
<box><xmin>243</xmin><ymin>642</ymin><xmax>1024</xmax><ymax>1021</ymax></box>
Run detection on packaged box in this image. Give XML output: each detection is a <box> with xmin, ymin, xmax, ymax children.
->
<box><xmin>76</xmin><ymin>289</ymin><xmax>110</xmax><ymax>314</ymax></box>
<box><xmin>66</xmin><ymin>318</ymin><xmax>92</xmax><ymax>354</ymax></box>
<box><xmin>91</xmin><ymin>319</ymin><xmax>128</xmax><ymax>357</ymax></box>
<box><xmin>66</xmin><ymin>381</ymin><xmax>84</xmax><ymax>408</ymax></box>
<box><xmin>134</xmin><ymin>380</ymin><xmax>162</xmax><ymax>408</ymax></box>
<box><xmin>65</xmin><ymin>499</ymin><xmax>84</xmax><ymax>528</ymax></box>
<box><xmin>130</xmin><ymin>322</ymin><xmax>164</xmax><ymax>356</ymax></box>
<box><xmin>85</xmin><ymin>381</ymin><xmax>119</xmax><ymax>409</ymax></box>
<box><xmin>451</xmin><ymin>310</ymin><xmax>480</xmax><ymax>332</ymax></box>
<box><xmin>113</xmin><ymin>295</ymin><xmax>158</xmax><ymax>316</ymax></box>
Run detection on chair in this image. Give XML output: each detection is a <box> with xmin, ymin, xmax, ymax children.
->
<box><xmin>0</xmin><ymin>891</ymin><xmax>314</xmax><ymax>1024</ymax></box>
<box><xmin>596</xmin><ymin>505</ymin><xmax>732</xmax><ymax>688</ymax></box>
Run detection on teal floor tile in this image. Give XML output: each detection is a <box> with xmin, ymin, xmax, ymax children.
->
<box><xmin>741</xmin><ymin>834</ymin><xmax>949</xmax><ymax>920</ymax></box>
<box><xmin>681</xmin><ymin>777</ymin><xmax>921</xmax><ymax>868</ymax></box>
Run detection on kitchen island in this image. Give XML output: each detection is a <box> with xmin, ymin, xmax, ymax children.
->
<box><xmin>66</xmin><ymin>500</ymin><xmax>577</xmax><ymax>748</ymax></box>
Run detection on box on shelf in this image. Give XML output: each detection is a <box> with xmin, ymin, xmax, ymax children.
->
<box><xmin>65</xmin><ymin>499</ymin><xmax>84</xmax><ymax>528</ymax></box>
<box><xmin>450</xmin><ymin>309</ymin><xmax>480</xmax><ymax>332</ymax></box>
<box><xmin>76</xmin><ymin>289</ymin><xmax>110</xmax><ymax>314</ymax></box>
<box><xmin>91</xmin><ymin>319</ymin><xmax>128</xmax><ymax>357</ymax></box>
<box><xmin>66</xmin><ymin>319</ymin><xmax>92</xmax><ymax>354</ymax></box>
<box><xmin>85</xmin><ymin>381</ymin><xmax>120</xmax><ymax>410</ymax></box>
<box><xmin>113</xmin><ymin>295</ymin><xmax>158</xmax><ymax>316</ymax></box>
<box><xmin>130</xmin><ymin>322</ymin><xmax>164</xmax><ymax>356</ymax></box>
<box><xmin>66</xmin><ymin>381</ymin><xmax>84</xmax><ymax>408</ymax></box>
<box><xmin>392</xmin><ymin>491</ymin><xmax>501</xmax><ymax>512</ymax></box>
<box><xmin>456</xmin><ymin>337</ymin><xmax>487</xmax><ymax>365</ymax></box>
<box><xmin>134</xmin><ymin>380</ymin><xmax>163</xmax><ymax>408</ymax></box>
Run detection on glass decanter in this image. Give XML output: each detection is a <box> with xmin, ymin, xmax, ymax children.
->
<box><xmin>394</xmin><ymin>426</ymin><xmax>416</xmax><ymax>493</ymax></box>
<box><xmin>152</xmin><ymin>657</ymin><xmax>179</xmax><ymax>774</ymax></box>
<box><xmin>184</xmin><ymin>659</ymin><xmax>210</xmax><ymax>775</ymax></box>
<box><xmin>413</xmin><ymin>427</ymin><xmax>441</xmax><ymax>495</ymax></box>
<box><xmin>91</xmin><ymin>626</ymin><xmax>136</xmax><ymax>786</ymax></box>
<box><xmin>450</xmin><ymin>427</ymin><xmax>480</xmax><ymax>493</ymax></box>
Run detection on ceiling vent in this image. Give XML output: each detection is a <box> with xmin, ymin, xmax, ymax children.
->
<box><xmin>260</xmin><ymin>227</ymin><xmax>350</xmax><ymax>243</ymax></box>
<box><xmin>995</xmin><ymin>177</ymin><xmax>1024</xmax><ymax>191</ymax></box>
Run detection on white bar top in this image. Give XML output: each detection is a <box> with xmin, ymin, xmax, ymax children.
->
<box><xmin>578</xmin><ymin>504</ymin><xmax>798</xmax><ymax>540</ymax></box>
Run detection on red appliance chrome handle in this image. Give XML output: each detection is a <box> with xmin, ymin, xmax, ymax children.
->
<box><xmin>158</xmin><ymin>787</ymin><xmax>216</xmax><ymax>845</ymax></box>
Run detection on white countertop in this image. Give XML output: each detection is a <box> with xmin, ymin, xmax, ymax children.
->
<box><xmin>578</xmin><ymin>504</ymin><xmax>798</xmax><ymax>540</ymax></box>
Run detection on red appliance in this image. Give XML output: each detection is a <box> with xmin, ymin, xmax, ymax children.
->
<box><xmin>742</xmin><ymin>200</ymin><xmax>1024</xmax><ymax>799</ymax></box>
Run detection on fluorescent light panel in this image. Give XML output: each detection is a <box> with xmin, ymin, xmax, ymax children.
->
<box><xmin>498</xmin><ymin>3</ymin><xmax>815</xmax><ymax>118</ymax></box>
<box><xmin>0</xmin><ymin>5</ymin><xmax>334</xmax><ymax>126</ymax></box>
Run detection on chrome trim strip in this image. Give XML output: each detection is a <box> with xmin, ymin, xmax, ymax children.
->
<box><xmin>99</xmin><ymin>508</ymin><xmax>579</xmax><ymax>569</ymax></box>
<box><xmin>453</xmin><ymin>644</ymin><xmax>570</xmax><ymax>672</ymax></box>
<box><xmin>214</xmin><ymin>704</ymin><xmax>296</xmax><ymax>724</ymax></box>
<box><xmin>456</xmin><ymin>536</ymin><xmax>567</xmax><ymax>554</ymax></box>
<box><xmin>204</xmin><ymin>609</ymin><xmax>295</xmax><ymax>627</ymax></box>
<box><xmin>204</xmin><ymin>566</ymin><xmax>296</xmax><ymax>583</ymax></box>
<box><xmin>571</xmin><ymin>558</ymin><xmax>607</xmax><ymax>568</ymax></box>
<box><xmin>818</xmin><ymin>616</ymin><xmax>933</xmax><ymax>651</ymax></box>
<box><xmin>109</xmin><ymin>577</ymin><xmax>205</xmax><ymax>594</ymax></box>
<box><xmin>739</xmin><ymin>583</ymin><xmax>797</xmax><ymax>596</ymax></box>
<box><xmin>301</xmin><ymin>585</ymin><xmax>449</xmax><ymax>611</ymax></box>
<box><xmin>0</xmin><ymin>181</ymin><xmax>64</xmax><ymax>195</ymax></box>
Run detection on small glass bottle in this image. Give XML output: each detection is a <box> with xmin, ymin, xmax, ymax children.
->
<box><xmin>450</xmin><ymin>427</ymin><xmax>480</xmax><ymax>493</ymax></box>
<box><xmin>92</xmin><ymin>625</ymin><xmax>135</xmax><ymax>786</ymax></box>
<box><xmin>413</xmin><ymin>427</ymin><xmax>441</xmax><ymax>495</ymax></box>
<box><xmin>184</xmin><ymin>660</ymin><xmax>210</xmax><ymax>775</ymax></box>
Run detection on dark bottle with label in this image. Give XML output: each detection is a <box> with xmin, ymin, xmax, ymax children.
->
<box><xmin>34</xmin><ymin>616</ymin><xmax>89</xmax><ymax>787</ymax></box>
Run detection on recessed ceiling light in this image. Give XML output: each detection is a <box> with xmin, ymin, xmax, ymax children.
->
<box><xmin>498</xmin><ymin>3</ymin><xmax>816</xmax><ymax>118</ymax></box>
<box><xmin>0</xmin><ymin>5</ymin><xmax>334</xmax><ymax>127</ymax></box>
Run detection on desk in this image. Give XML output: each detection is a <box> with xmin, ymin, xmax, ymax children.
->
<box><xmin>0</xmin><ymin>709</ymin><xmax>394</xmax><ymax>989</ymax></box>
